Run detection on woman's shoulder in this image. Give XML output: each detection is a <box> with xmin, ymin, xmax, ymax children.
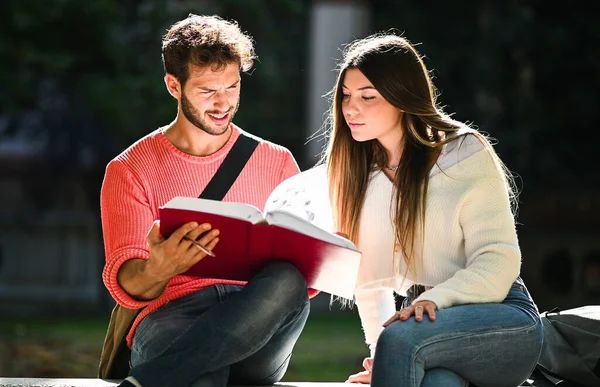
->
<box><xmin>430</xmin><ymin>133</ymin><xmax>499</xmax><ymax>180</ymax></box>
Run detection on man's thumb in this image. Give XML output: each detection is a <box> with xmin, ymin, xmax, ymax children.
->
<box><xmin>147</xmin><ymin>220</ymin><xmax>162</xmax><ymax>244</ymax></box>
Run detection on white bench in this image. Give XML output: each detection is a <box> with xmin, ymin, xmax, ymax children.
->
<box><xmin>0</xmin><ymin>377</ymin><xmax>551</xmax><ymax>387</ymax></box>
<box><xmin>0</xmin><ymin>379</ymin><xmax>348</xmax><ymax>387</ymax></box>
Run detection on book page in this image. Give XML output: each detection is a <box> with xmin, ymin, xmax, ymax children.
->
<box><xmin>264</xmin><ymin>164</ymin><xmax>334</xmax><ymax>232</ymax></box>
<box><xmin>265</xmin><ymin>210</ymin><xmax>357</xmax><ymax>251</ymax></box>
<box><xmin>264</xmin><ymin>165</ymin><xmax>356</xmax><ymax>250</ymax></box>
<box><xmin>163</xmin><ymin>196</ymin><xmax>265</xmax><ymax>224</ymax></box>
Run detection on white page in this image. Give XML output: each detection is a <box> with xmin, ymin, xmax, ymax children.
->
<box><xmin>265</xmin><ymin>210</ymin><xmax>358</xmax><ymax>251</ymax></box>
<box><xmin>264</xmin><ymin>164</ymin><xmax>335</xmax><ymax>232</ymax></box>
<box><xmin>264</xmin><ymin>165</ymin><xmax>356</xmax><ymax>249</ymax></box>
<box><xmin>163</xmin><ymin>196</ymin><xmax>264</xmax><ymax>224</ymax></box>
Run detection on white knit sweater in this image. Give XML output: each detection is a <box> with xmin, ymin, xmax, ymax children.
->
<box><xmin>354</xmin><ymin>134</ymin><xmax>521</xmax><ymax>356</ymax></box>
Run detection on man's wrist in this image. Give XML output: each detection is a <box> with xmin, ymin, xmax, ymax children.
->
<box><xmin>118</xmin><ymin>258</ymin><xmax>169</xmax><ymax>300</ymax></box>
<box><xmin>140</xmin><ymin>257</ymin><xmax>172</xmax><ymax>284</ymax></box>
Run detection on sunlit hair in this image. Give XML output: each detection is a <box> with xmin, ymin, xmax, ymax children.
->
<box><xmin>162</xmin><ymin>14</ymin><xmax>256</xmax><ymax>85</ymax></box>
<box><xmin>323</xmin><ymin>32</ymin><xmax>517</xmax><ymax>281</ymax></box>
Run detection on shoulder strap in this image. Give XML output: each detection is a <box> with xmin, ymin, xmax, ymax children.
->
<box><xmin>199</xmin><ymin>133</ymin><xmax>260</xmax><ymax>200</ymax></box>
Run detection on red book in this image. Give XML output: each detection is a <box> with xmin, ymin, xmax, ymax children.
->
<box><xmin>159</xmin><ymin>196</ymin><xmax>361</xmax><ymax>299</ymax></box>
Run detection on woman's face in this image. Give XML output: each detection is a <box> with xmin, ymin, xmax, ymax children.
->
<box><xmin>341</xmin><ymin>68</ymin><xmax>402</xmax><ymax>146</ymax></box>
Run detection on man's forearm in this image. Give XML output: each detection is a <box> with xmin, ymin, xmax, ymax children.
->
<box><xmin>117</xmin><ymin>258</ymin><xmax>170</xmax><ymax>301</ymax></box>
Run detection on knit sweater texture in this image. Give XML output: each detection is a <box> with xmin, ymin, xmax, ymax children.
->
<box><xmin>354</xmin><ymin>134</ymin><xmax>521</xmax><ymax>356</ymax></box>
<box><xmin>100</xmin><ymin>124</ymin><xmax>300</xmax><ymax>347</ymax></box>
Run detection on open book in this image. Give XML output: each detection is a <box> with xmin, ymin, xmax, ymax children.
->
<box><xmin>159</xmin><ymin>167</ymin><xmax>360</xmax><ymax>299</ymax></box>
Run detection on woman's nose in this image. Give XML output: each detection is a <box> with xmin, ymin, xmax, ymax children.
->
<box><xmin>343</xmin><ymin>101</ymin><xmax>358</xmax><ymax>116</ymax></box>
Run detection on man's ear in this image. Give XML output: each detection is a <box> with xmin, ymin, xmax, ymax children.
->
<box><xmin>165</xmin><ymin>74</ymin><xmax>181</xmax><ymax>100</ymax></box>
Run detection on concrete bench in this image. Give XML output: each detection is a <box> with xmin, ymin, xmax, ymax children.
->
<box><xmin>0</xmin><ymin>378</ymin><xmax>550</xmax><ymax>387</ymax></box>
<box><xmin>0</xmin><ymin>379</ymin><xmax>349</xmax><ymax>387</ymax></box>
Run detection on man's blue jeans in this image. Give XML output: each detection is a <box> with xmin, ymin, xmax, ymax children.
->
<box><xmin>129</xmin><ymin>261</ymin><xmax>310</xmax><ymax>387</ymax></box>
<box><xmin>371</xmin><ymin>277</ymin><xmax>544</xmax><ymax>387</ymax></box>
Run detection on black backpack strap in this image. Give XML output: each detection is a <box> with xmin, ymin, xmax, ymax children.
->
<box><xmin>199</xmin><ymin>133</ymin><xmax>260</xmax><ymax>200</ymax></box>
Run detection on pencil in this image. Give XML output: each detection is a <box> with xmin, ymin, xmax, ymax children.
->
<box><xmin>184</xmin><ymin>235</ymin><xmax>216</xmax><ymax>257</ymax></box>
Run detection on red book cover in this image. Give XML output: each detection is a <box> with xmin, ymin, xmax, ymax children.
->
<box><xmin>159</xmin><ymin>197</ymin><xmax>361</xmax><ymax>299</ymax></box>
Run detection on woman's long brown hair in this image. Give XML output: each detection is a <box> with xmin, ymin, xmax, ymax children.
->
<box><xmin>323</xmin><ymin>33</ymin><xmax>516</xmax><ymax>276</ymax></box>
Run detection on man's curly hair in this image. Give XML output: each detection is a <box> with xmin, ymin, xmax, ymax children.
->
<box><xmin>162</xmin><ymin>14</ymin><xmax>256</xmax><ymax>85</ymax></box>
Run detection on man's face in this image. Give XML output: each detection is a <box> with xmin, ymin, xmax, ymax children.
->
<box><xmin>180</xmin><ymin>63</ymin><xmax>241</xmax><ymax>136</ymax></box>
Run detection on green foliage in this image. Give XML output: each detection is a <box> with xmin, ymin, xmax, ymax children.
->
<box><xmin>0</xmin><ymin>311</ymin><xmax>366</xmax><ymax>380</ymax></box>
<box><xmin>1</xmin><ymin>0</ymin><xmax>310</xmax><ymax>158</ymax></box>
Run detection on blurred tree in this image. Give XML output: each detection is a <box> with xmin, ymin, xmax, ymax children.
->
<box><xmin>218</xmin><ymin>0</ymin><xmax>309</xmax><ymax>158</ymax></box>
<box><xmin>0</xmin><ymin>0</ymin><xmax>309</xmax><ymax>210</ymax></box>
<box><xmin>0</xmin><ymin>0</ymin><xmax>125</xmax><ymax>209</ymax></box>
<box><xmin>371</xmin><ymin>0</ymin><xmax>599</xmax><ymax>190</ymax></box>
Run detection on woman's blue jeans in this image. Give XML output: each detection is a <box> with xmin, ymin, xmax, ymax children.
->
<box><xmin>371</xmin><ymin>277</ymin><xmax>543</xmax><ymax>387</ymax></box>
<box><xmin>128</xmin><ymin>261</ymin><xmax>310</xmax><ymax>387</ymax></box>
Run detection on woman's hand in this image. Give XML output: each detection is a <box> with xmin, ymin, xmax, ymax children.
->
<box><xmin>383</xmin><ymin>300</ymin><xmax>438</xmax><ymax>327</ymax></box>
<box><xmin>346</xmin><ymin>357</ymin><xmax>373</xmax><ymax>384</ymax></box>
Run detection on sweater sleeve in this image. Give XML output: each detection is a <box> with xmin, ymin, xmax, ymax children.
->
<box><xmin>354</xmin><ymin>288</ymin><xmax>397</xmax><ymax>358</ymax></box>
<box><xmin>100</xmin><ymin>160</ymin><xmax>156</xmax><ymax>309</ymax></box>
<box><xmin>278</xmin><ymin>148</ymin><xmax>301</xmax><ymax>182</ymax></box>
<box><xmin>414</xmin><ymin>176</ymin><xmax>521</xmax><ymax>309</ymax></box>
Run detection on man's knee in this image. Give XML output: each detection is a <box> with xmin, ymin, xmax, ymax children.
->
<box><xmin>261</xmin><ymin>261</ymin><xmax>308</xmax><ymax>302</ymax></box>
<box><xmin>263</xmin><ymin>260</ymin><xmax>305</xmax><ymax>283</ymax></box>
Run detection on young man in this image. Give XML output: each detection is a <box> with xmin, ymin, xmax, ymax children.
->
<box><xmin>100</xmin><ymin>14</ymin><xmax>310</xmax><ymax>387</ymax></box>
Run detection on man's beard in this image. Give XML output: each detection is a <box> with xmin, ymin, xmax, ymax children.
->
<box><xmin>180</xmin><ymin>92</ymin><xmax>239</xmax><ymax>136</ymax></box>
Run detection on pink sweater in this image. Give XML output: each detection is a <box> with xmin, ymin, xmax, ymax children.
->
<box><xmin>101</xmin><ymin>124</ymin><xmax>301</xmax><ymax>347</ymax></box>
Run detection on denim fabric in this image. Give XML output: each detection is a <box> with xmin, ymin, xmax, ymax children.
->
<box><xmin>128</xmin><ymin>261</ymin><xmax>310</xmax><ymax>387</ymax></box>
<box><xmin>372</xmin><ymin>277</ymin><xmax>543</xmax><ymax>387</ymax></box>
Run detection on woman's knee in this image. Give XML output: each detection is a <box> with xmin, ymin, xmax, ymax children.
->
<box><xmin>376</xmin><ymin>321</ymin><xmax>418</xmax><ymax>356</ymax></box>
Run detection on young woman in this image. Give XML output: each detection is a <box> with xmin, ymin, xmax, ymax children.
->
<box><xmin>323</xmin><ymin>32</ymin><xmax>543</xmax><ymax>387</ymax></box>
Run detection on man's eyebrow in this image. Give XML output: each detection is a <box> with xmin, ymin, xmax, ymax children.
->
<box><xmin>342</xmin><ymin>85</ymin><xmax>376</xmax><ymax>91</ymax></box>
<box><xmin>198</xmin><ymin>80</ymin><xmax>240</xmax><ymax>92</ymax></box>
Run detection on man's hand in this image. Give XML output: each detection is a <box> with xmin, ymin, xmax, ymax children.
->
<box><xmin>346</xmin><ymin>357</ymin><xmax>373</xmax><ymax>384</ymax></box>
<box><xmin>383</xmin><ymin>300</ymin><xmax>438</xmax><ymax>327</ymax></box>
<box><xmin>117</xmin><ymin>220</ymin><xmax>220</xmax><ymax>301</ymax></box>
<box><xmin>144</xmin><ymin>220</ymin><xmax>220</xmax><ymax>281</ymax></box>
